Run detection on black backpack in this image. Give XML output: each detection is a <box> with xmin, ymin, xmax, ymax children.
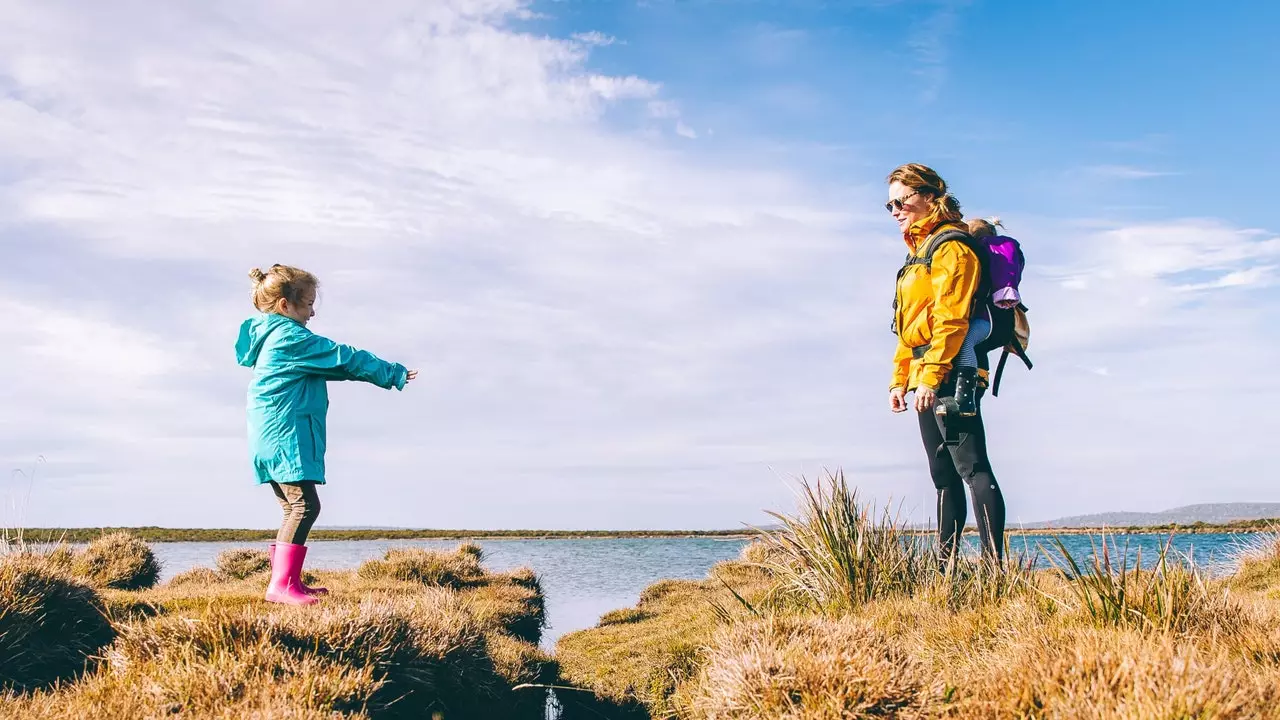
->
<box><xmin>892</xmin><ymin>228</ymin><xmax>1033</xmax><ymax>396</ymax></box>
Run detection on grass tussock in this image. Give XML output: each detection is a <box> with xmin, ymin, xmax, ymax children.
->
<box><xmin>559</xmin><ymin>470</ymin><xmax>1280</xmax><ymax>720</ymax></box>
<box><xmin>682</xmin><ymin>615</ymin><xmax>934</xmax><ymax>719</ymax></box>
<box><xmin>0</xmin><ymin>542</ymin><xmax>551</xmax><ymax>719</ymax></box>
<box><xmin>1229</xmin><ymin>531</ymin><xmax>1280</xmax><ymax>594</ymax></box>
<box><xmin>1043</xmin><ymin>532</ymin><xmax>1240</xmax><ymax>634</ymax></box>
<box><xmin>215</xmin><ymin>547</ymin><xmax>272</xmax><ymax>579</ymax></box>
<box><xmin>72</xmin><ymin>532</ymin><xmax>161</xmax><ymax>590</ymax></box>
<box><xmin>556</xmin><ymin>560</ymin><xmax>774</xmax><ymax>717</ymax></box>
<box><xmin>0</xmin><ymin>553</ymin><xmax>116</xmax><ymax>693</ymax></box>
<box><xmin>356</xmin><ymin>545</ymin><xmax>485</xmax><ymax>588</ymax></box>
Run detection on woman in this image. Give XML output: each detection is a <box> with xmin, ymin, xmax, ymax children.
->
<box><xmin>885</xmin><ymin>163</ymin><xmax>1006</xmax><ymax>562</ymax></box>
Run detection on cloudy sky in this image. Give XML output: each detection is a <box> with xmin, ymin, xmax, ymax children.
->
<box><xmin>2</xmin><ymin>0</ymin><xmax>1277</xmax><ymax>531</ymax></box>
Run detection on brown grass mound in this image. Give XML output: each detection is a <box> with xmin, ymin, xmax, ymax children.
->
<box><xmin>955</xmin><ymin>626</ymin><xmax>1280</xmax><ymax>719</ymax></box>
<box><xmin>98</xmin><ymin>591</ymin><xmax>515</xmax><ymax>718</ymax></box>
<box><xmin>215</xmin><ymin>548</ymin><xmax>272</xmax><ymax>580</ymax></box>
<box><xmin>356</xmin><ymin>547</ymin><xmax>484</xmax><ymax>588</ymax></box>
<box><xmin>556</xmin><ymin>561</ymin><xmax>774</xmax><ymax>717</ymax></box>
<box><xmin>1230</xmin><ymin>532</ymin><xmax>1280</xmax><ymax>595</ymax></box>
<box><xmin>72</xmin><ymin>532</ymin><xmax>161</xmax><ymax>590</ymax></box>
<box><xmin>461</xmin><ymin>577</ymin><xmax>547</xmax><ymax>645</ymax></box>
<box><xmin>683</xmin><ymin>615</ymin><xmax>932</xmax><ymax>719</ymax></box>
<box><xmin>0</xmin><ymin>554</ymin><xmax>116</xmax><ymax>693</ymax></box>
<box><xmin>167</xmin><ymin>566</ymin><xmax>223</xmax><ymax>587</ymax></box>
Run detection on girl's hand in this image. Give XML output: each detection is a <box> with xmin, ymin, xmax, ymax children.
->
<box><xmin>914</xmin><ymin>386</ymin><xmax>937</xmax><ymax>413</ymax></box>
<box><xmin>406</xmin><ymin>369</ymin><xmax>418</xmax><ymax>382</ymax></box>
<box><xmin>890</xmin><ymin>388</ymin><xmax>908</xmax><ymax>413</ymax></box>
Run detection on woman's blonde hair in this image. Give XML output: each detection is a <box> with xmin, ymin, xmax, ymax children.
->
<box><xmin>967</xmin><ymin>216</ymin><xmax>1004</xmax><ymax>239</ymax></box>
<box><xmin>886</xmin><ymin>162</ymin><xmax>962</xmax><ymax>224</ymax></box>
<box><xmin>249</xmin><ymin>264</ymin><xmax>319</xmax><ymax>313</ymax></box>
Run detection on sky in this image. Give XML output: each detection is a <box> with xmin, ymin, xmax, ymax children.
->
<box><xmin>2</xmin><ymin>0</ymin><xmax>1278</xmax><ymax>531</ymax></box>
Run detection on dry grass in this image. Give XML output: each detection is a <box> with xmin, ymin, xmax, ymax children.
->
<box><xmin>72</xmin><ymin>532</ymin><xmax>162</xmax><ymax>590</ymax></box>
<box><xmin>356</xmin><ymin>545</ymin><xmax>486</xmax><ymax>588</ymax></box>
<box><xmin>0</xmin><ymin>553</ymin><xmax>116</xmax><ymax>693</ymax></box>
<box><xmin>1229</xmin><ymin>531</ymin><xmax>1280</xmax><ymax>595</ymax></box>
<box><xmin>215</xmin><ymin>547</ymin><xmax>272</xmax><ymax>580</ymax></box>
<box><xmin>0</xmin><ymin>543</ymin><xmax>551</xmax><ymax>719</ymax></box>
<box><xmin>557</xmin><ymin>472</ymin><xmax>1280</xmax><ymax>720</ymax></box>
<box><xmin>682</xmin><ymin>615</ymin><xmax>935</xmax><ymax>719</ymax></box>
<box><xmin>555</xmin><ymin>561</ymin><xmax>774</xmax><ymax>717</ymax></box>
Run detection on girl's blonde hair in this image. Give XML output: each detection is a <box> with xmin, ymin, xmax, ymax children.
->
<box><xmin>967</xmin><ymin>216</ymin><xmax>1004</xmax><ymax>239</ymax></box>
<box><xmin>249</xmin><ymin>264</ymin><xmax>319</xmax><ymax>313</ymax></box>
<box><xmin>886</xmin><ymin>162</ymin><xmax>962</xmax><ymax>224</ymax></box>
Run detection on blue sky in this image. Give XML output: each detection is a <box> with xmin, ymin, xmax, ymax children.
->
<box><xmin>1</xmin><ymin>0</ymin><xmax>1276</xmax><ymax>531</ymax></box>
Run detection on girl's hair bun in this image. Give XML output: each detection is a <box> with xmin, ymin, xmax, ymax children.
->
<box><xmin>249</xmin><ymin>268</ymin><xmax>267</xmax><ymax>284</ymax></box>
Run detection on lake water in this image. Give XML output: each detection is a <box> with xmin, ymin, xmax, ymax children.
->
<box><xmin>146</xmin><ymin>531</ymin><xmax>1261</xmax><ymax>650</ymax></box>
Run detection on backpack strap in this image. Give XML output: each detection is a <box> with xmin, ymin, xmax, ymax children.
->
<box><xmin>991</xmin><ymin>336</ymin><xmax>1033</xmax><ymax>397</ymax></box>
<box><xmin>891</xmin><ymin>227</ymin><xmax>990</xmax><ymax>334</ymax></box>
<box><xmin>917</xmin><ymin>228</ymin><xmax>991</xmax><ymax>318</ymax></box>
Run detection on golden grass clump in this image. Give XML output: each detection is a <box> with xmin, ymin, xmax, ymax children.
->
<box><xmin>1043</xmin><ymin>533</ymin><xmax>1241</xmax><ymax>635</ymax></box>
<box><xmin>682</xmin><ymin>615</ymin><xmax>934</xmax><ymax>719</ymax></box>
<box><xmin>166</xmin><ymin>566</ymin><xmax>222</xmax><ymax>587</ymax></box>
<box><xmin>356</xmin><ymin>546</ymin><xmax>484</xmax><ymax>588</ymax></box>
<box><xmin>1229</xmin><ymin>531</ymin><xmax>1280</xmax><ymax>594</ymax></box>
<box><xmin>0</xmin><ymin>553</ymin><xmax>117</xmax><ymax>693</ymax></box>
<box><xmin>71</xmin><ymin>532</ymin><xmax>161</xmax><ymax>590</ymax></box>
<box><xmin>215</xmin><ymin>547</ymin><xmax>272</xmax><ymax>580</ymax></box>
<box><xmin>556</xmin><ymin>560</ymin><xmax>774</xmax><ymax>717</ymax></box>
<box><xmin>598</xmin><ymin>608</ymin><xmax>648</xmax><ymax>626</ymax></box>
<box><xmin>461</xmin><ymin>576</ymin><xmax>547</xmax><ymax>645</ymax></box>
<box><xmin>952</xmin><ymin>626</ymin><xmax>1280</xmax><ymax>719</ymax></box>
<box><xmin>457</xmin><ymin>541</ymin><xmax>485</xmax><ymax>561</ymax></box>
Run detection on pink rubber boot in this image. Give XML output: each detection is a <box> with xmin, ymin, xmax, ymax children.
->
<box><xmin>265</xmin><ymin>542</ymin><xmax>319</xmax><ymax>605</ymax></box>
<box><xmin>269</xmin><ymin>543</ymin><xmax>328</xmax><ymax>596</ymax></box>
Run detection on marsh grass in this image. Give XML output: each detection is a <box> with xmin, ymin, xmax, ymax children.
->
<box><xmin>559</xmin><ymin>470</ymin><xmax>1280</xmax><ymax>720</ymax></box>
<box><xmin>1228</xmin><ymin>529</ymin><xmax>1280</xmax><ymax>594</ymax></box>
<box><xmin>215</xmin><ymin>547</ymin><xmax>272</xmax><ymax>580</ymax></box>
<box><xmin>357</xmin><ymin>544</ymin><xmax>486</xmax><ymax>588</ymax></box>
<box><xmin>0</xmin><ymin>541</ymin><xmax>552</xmax><ymax>719</ymax></box>
<box><xmin>1042</xmin><ymin>531</ymin><xmax>1238</xmax><ymax>634</ymax></box>
<box><xmin>0</xmin><ymin>552</ymin><xmax>116</xmax><ymax>693</ymax></box>
<box><xmin>72</xmin><ymin>532</ymin><xmax>161</xmax><ymax>590</ymax></box>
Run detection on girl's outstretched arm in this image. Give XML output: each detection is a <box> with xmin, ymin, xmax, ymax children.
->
<box><xmin>287</xmin><ymin>331</ymin><xmax>412</xmax><ymax>390</ymax></box>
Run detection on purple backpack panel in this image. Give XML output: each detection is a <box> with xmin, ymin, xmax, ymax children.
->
<box><xmin>984</xmin><ymin>235</ymin><xmax>1024</xmax><ymax>293</ymax></box>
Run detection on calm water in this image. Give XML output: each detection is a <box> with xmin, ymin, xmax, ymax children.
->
<box><xmin>145</xmin><ymin>532</ymin><xmax>1259</xmax><ymax>649</ymax></box>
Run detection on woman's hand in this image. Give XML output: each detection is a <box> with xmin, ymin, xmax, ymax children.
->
<box><xmin>914</xmin><ymin>385</ymin><xmax>937</xmax><ymax>413</ymax></box>
<box><xmin>406</xmin><ymin>369</ymin><xmax>418</xmax><ymax>382</ymax></box>
<box><xmin>890</xmin><ymin>387</ymin><xmax>908</xmax><ymax>413</ymax></box>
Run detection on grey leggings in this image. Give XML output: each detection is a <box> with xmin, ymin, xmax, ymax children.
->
<box><xmin>270</xmin><ymin>481</ymin><xmax>321</xmax><ymax>545</ymax></box>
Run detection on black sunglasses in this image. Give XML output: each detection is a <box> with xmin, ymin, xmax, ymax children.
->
<box><xmin>884</xmin><ymin>190</ymin><xmax>920</xmax><ymax>213</ymax></box>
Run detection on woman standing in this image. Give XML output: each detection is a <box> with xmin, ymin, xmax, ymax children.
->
<box><xmin>885</xmin><ymin>163</ymin><xmax>1006</xmax><ymax>562</ymax></box>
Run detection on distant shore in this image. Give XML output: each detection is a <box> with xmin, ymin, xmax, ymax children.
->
<box><xmin>8</xmin><ymin>519</ymin><xmax>1278</xmax><ymax>544</ymax></box>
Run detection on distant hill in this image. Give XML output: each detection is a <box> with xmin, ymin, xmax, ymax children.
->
<box><xmin>1027</xmin><ymin>503</ymin><xmax>1280</xmax><ymax>528</ymax></box>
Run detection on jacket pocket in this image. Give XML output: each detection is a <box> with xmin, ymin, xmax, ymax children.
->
<box><xmin>296</xmin><ymin>414</ymin><xmax>326</xmax><ymax>464</ymax></box>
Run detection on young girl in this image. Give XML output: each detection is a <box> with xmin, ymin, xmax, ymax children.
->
<box><xmin>938</xmin><ymin>217</ymin><xmax>1024</xmax><ymax>419</ymax></box>
<box><xmin>235</xmin><ymin>264</ymin><xmax>417</xmax><ymax>606</ymax></box>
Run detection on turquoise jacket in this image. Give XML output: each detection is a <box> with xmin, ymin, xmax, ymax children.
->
<box><xmin>235</xmin><ymin>313</ymin><xmax>408</xmax><ymax>485</ymax></box>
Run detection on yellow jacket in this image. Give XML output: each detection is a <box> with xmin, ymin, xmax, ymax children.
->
<box><xmin>890</xmin><ymin>218</ymin><xmax>983</xmax><ymax>391</ymax></box>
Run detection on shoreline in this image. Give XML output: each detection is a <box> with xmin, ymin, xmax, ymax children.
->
<box><xmin>8</xmin><ymin>521</ymin><xmax>1278</xmax><ymax>544</ymax></box>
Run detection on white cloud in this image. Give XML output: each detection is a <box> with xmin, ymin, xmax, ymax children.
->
<box><xmin>0</xmin><ymin>0</ymin><xmax>1276</xmax><ymax>532</ymax></box>
<box><xmin>676</xmin><ymin>121</ymin><xmax>698</xmax><ymax>139</ymax></box>
<box><xmin>1083</xmin><ymin>164</ymin><xmax>1178</xmax><ymax>180</ymax></box>
<box><xmin>572</xmin><ymin>31</ymin><xmax>617</xmax><ymax>47</ymax></box>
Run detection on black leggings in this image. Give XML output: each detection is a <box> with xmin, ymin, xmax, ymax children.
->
<box><xmin>918</xmin><ymin>390</ymin><xmax>1006</xmax><ymax>561</ymax></box>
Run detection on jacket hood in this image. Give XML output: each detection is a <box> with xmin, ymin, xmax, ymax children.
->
<box><xmin>236</xmin><ymin>313</ymin><xmax>295</xmax><ymax>367</ymax></box>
